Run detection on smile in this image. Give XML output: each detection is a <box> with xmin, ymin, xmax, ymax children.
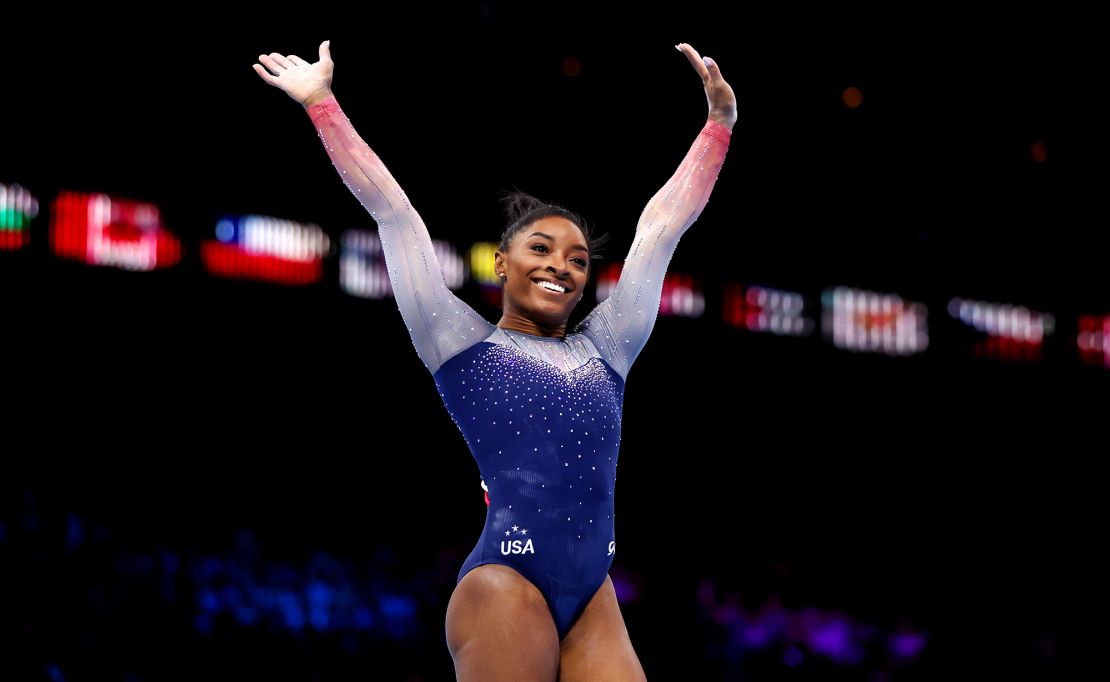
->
<box><xmin>532</xmin><ymin>278</ymin><xmax>569</xmax><ymax>294</ymax></box>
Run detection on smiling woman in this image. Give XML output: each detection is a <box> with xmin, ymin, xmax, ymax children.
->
<box><xmin>493</xmin><ymin>190</ymin><xmax>611</xmax><ymax>339</ymax></box>
<box><xmin>254</xmin><ymin>38</ymin><xmax>734</xmax><ymax>680</ymax></box>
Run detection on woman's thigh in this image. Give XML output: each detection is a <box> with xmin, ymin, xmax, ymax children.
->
<box><xmin>446</xmin><ymin>563</ymin><xmax>561</xmax><ymax>681</ymax></box>
<box><xmin>558</xmin><ymin>575</ymin><xmax>646</xmax><ymax>681</ymax></box>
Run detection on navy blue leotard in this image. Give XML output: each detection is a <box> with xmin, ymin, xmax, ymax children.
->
<box><xmin>307</xmin><ymin>93</ymin><xmax>731</xmax><ymax>640</ymax></box>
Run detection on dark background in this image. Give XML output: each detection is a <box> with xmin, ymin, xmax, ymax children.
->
<box><xmin>2</xmin><ymin>3</ymin><xmax>1106</xmax><ymax>680</ymax></box>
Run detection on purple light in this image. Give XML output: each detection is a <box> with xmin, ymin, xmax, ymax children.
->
<box><xmin>742</xmin><ymin>622</ymin><xmax>775</xmax><ymax>648</ymax></box>
<box><xmin>889</xmin><ymin>631</ymin><xmax>928</xmax><ymax>658</ymax></box>
<box><xmin>611</xmin><ymin>574</ymin><xmax>639</xmax><ymax>603</ymax></box>
<box><xmin>808</xmin><ymin>617</ymin><xmax>853</xmax><ymax>659</ymax></box>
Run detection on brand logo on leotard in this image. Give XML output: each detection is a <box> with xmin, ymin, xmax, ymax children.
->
<box><xmin>608</xmin><ymin>541</ymin><xmax>615</xmax><ymax>556</ymax></box>
<box><xmin>501</xmin><ymin>539</ymin><xmax>535</xmax><ymax>555</ymax></box>
<box><xmin>500</xmin><ymin>524</ymin><xmax>534</xmax><ymax>555</ymax></box>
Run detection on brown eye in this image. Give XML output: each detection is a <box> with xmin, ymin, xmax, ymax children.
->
<box><xmin>532</xmin><ymin>244</ymin><xmax>587</xmax><ymax>267</ymax></box>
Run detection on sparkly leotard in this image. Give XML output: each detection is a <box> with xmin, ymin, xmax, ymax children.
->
<box><xmin>307</xmin><ymin>94</ymin><xmax>731</xmax><ymax>640</ymax></box>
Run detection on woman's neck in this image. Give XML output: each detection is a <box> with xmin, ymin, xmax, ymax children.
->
<box><xmin>496</xmin><ymin>316</ymin><xmax>567</xmax><ymax>340</ymax></box>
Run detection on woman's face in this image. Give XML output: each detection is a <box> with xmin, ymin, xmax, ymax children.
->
<box><xmin>495</xmin><ymin>216</ymin><xmax>590</xmax><ymax>326</ymax></box>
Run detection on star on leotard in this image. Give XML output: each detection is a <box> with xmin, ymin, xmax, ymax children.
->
<box><xmin>520</xmin><ymin>529</ymin><xmax>528</xmax><ymax>535</ymax></box>
<box><xmin>512</xmin><ymin>525</ymin><xmax>519</xmax><ymax>531</ymax></box>
<box><xmin>504</xmin><ymin>530</ymin><xmax>511</xmax><ymax>536</ymax></box>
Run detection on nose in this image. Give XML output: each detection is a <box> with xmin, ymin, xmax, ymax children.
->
<box><xmin>546</xmin><ymin>266</ymin><xmax>570</xmax><ymax>282</ymax></box>
<box><xmin>546</xmin><ymin>260</ymin><xmax>569</xmax><ymax>277</ymax></box>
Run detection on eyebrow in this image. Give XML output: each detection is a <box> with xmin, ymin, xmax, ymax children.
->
<box><xmin>528</xmin><ymin>232</ymin><xmax>589</xmax><ymax>254</ymax></box>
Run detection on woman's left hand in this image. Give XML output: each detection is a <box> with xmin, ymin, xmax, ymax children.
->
<box><xmin>676</xmin><ymin>43</ymin><xmax>737</xmax><ymax>131</ymax></box>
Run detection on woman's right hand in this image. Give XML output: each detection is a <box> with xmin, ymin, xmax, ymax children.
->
<box><xmin>253</xmin><ymin>40</ymin><xmax>334</xmax><ymax>107</ymax></box>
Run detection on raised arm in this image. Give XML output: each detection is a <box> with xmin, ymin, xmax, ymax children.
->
<box><xmin>575</xmin><ymin>43</ymin><xmax>736</xmax><ymax>382</ymax></box>
<box><xmin>254</xmin><ymin>41</ymin><xmax>494</xmax><ymax>375</ymax></box>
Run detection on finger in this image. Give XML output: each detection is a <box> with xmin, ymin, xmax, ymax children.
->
<box><xmin>288</xmin><ymin>54</ymin><xmax>308</xmax><ymax>66</ymax></box>
<box><xmin>319</xmin><ymin>40</ymin><xmax>331</xmax><ymax>62</ymax></box>
<box><xmin>268</xmin><ymin>53</ymin><xmax>294</xmax><ymax>69</ymax></box>
<box><xmin>252</xmin><ymin>63</ymin><xmax>280</xmax><ymax>86</ymax></box>
<box><xmin>702</xmin><ymin>55</ymin><xmax>723</xmax><ymax>82</ymax></box>
<box><xmin>676</xmin><ymin>42</ymin><xmax>710</xmax><ymax>83</ymax></box>
<box><xmin>258</xmin><ymin>54</ymin><xmax>283</xmax><ymax>75</ymax></box>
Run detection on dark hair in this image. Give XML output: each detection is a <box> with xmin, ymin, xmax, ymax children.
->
<box><xmin>497</xmin><ymin>189</ymin><xmax>610</xmax><ymax>265</ymax></box>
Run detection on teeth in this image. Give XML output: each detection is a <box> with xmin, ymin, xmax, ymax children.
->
<box><xmin>534</xmin><ymin>280</ymin><xmax>566</xmax><ymax>294</ymax></box>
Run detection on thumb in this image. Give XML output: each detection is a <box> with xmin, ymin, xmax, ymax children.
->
<box><xmin>702</xmin><ymin>56</ymin><xmax>721</xmax><ymax>81</ymax></box>
<box><xmin>319</xmin><ymin>40</ymin><xmax>331</xmax><ymax>61</ymax></box>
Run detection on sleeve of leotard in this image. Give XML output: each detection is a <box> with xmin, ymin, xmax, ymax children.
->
<box><xmin>573</xmin><ymin>118</ymin><xmax>731</xmax><ymax>382</ymax></box>
<box><xmin>306</xmin><ymin>93</ymin><xmax>495</xmax><ymax>375</ymax></box>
